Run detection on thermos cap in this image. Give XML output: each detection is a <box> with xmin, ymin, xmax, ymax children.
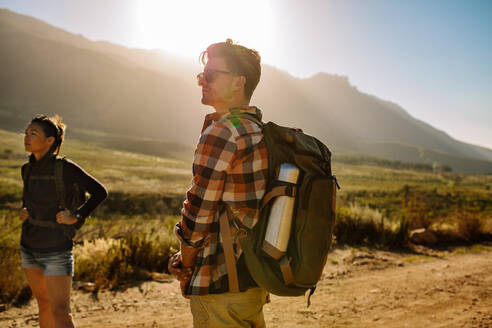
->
<box><xmin>278</xmin><ymin>163</ymin><xmax>300</xmax><ymax>183</ymax></box>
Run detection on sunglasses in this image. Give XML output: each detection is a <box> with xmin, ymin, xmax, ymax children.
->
<box><xmin>197</xmin><ymin>69</ymin><xmax>233</xmax><ymax>85</ymax></box>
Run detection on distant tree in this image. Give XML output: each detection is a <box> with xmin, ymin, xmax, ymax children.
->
<box><xmin>1</xmin><ymin>149</ymin><xmax>13</xmax><ymax>159</ymax></box>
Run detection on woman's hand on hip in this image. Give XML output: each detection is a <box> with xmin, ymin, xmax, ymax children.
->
<box><xmin>56</xmin><ymin>209</ymin><xmax>78</xmax><ymax>225</ymax></box>
<box><xmin>19</xmin><ymin>207</ymin><xmax>29</xmax><ymax>221</ymax></box>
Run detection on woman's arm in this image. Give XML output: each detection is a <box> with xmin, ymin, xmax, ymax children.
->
<box><xmin>64</xmin><ymin>160</ymin><xmax>108</xmax><ymax>228</ymax></box>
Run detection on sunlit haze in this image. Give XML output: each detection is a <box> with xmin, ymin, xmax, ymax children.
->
<box><xmin>135</xmin><ymin>0</ymin><xmax>273</xmax><ymax>60</ymax></box>
<box><xmin>0</xmin><ymin>0</ymin><xmax>491</xmax><ymax>149</ymax></box>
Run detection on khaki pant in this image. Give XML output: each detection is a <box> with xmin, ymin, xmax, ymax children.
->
<box><xmin>190</xmin><ymin>287</ymin><xmax>269</xmax><ymax>328</ymax></box>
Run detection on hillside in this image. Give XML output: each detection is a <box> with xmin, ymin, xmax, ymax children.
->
<box><xmin>1</xmin><ymin>8</ymin><xmax>492</xmax><ymax>173</ymax></box>
<box><xmin>0</xmin><ymin>129</ymin><xmax>192</xmax><ymax>197</ymax></box>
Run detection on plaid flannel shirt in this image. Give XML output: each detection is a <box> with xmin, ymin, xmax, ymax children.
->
<box><xmin>175</xmin><ymin>106</ymin><xmax>268</xmax><ymax>296</ymax></box>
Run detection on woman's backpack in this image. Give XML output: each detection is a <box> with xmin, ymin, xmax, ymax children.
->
<box><xmin>22</xmin><ymin>157</ymin><xmax>86</xmax><ymax>239</ymax></box>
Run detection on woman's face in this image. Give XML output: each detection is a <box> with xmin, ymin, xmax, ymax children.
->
<box><xmin>24</xmin><ymin>123</ymin><xmax>54</xmax><ymax>158</ymax></box>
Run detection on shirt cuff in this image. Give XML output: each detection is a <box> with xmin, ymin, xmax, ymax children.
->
<box><xmin>174</xmin><ymin>222</ymin><xmax>205</xmax><ymax>249</ymax></box>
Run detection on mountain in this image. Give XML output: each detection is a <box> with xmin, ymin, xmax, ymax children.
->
<box><xmin>1</xmin><ymin>8</ymin><xmax>492</xmax><ymax>173</ymax></box>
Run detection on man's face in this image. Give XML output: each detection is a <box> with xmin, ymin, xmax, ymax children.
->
<box><xmin>199</xmin><ymin>56</ymin><xmax>236</xmax><ymax>111</ymax></box>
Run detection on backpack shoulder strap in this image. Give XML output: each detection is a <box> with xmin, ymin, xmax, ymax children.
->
<box><xmin>219</xmin><ymin>112</ymin><xmax>264</xmax><ymax>293</ymax></box>
<box><xmin>219</xmin><ymin>206</ymin><xmax>240</xmax><ymax>293</ymax></box>
<box><xmin>22</xmin><ymin>162</ymin><xmax>32</xmax><ymax>182</ymax></box>
<box><xmin>239</xmin><ymin>113</ymin><xmax>263</xmax><ymax>128</ymax></box>
<box><xmin>54</xmin><ymin>157</ymin><xmax>67</xmax><ymax>209</ymax></box>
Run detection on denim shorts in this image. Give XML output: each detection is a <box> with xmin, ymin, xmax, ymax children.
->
<box><xmin>20</xmin><ymin>246</ymin><xmax>74</xmax><ymax>276</ymax></box>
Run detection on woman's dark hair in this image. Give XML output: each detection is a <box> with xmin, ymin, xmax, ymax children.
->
<box><xmin>200</xmin><ymin>39</ymin><xmax>261</xmax><ymax>100</ymax></box>
<box><xmin>30</xmin><ymin>114</ymin><xmax>66</xmax><ymax>155</ymax></box>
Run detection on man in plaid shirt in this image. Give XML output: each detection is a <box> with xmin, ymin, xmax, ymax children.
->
<box><xmin>169</xmin><ymin>39</ymin><xmax>269</xmax><ymax>327</ymax></box>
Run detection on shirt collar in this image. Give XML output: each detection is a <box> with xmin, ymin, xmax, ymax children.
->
<box><xmin>202</xmin><ymin>106</ymin><xmax>263</xmax><ymax>132</ymax></box>
<box><xmin>29</xmin><ymin>152</ymin><xmax>56</xmax><ymax>166</ymax></box>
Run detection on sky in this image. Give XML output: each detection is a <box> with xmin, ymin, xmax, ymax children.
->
<box><xmin>1</xmin><ymin>0</ymin><xmax>491</xmax><ymax>149</ymax></box>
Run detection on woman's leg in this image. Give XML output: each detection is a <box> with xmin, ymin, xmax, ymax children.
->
<box><xmin>45</xmin><ymin>275</ymin><xmax>75</xmax><ymax>328</ymax></box>
<box><xmin>24</xmin><ymin>268</ymin><xmax>55</xmax><ymax>328</ymax></box>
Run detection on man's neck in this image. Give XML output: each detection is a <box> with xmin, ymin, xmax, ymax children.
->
<box><xmin>214</xmin><ymin>99</ymin><xmax>250</xmax><ymax>115</ymax></box>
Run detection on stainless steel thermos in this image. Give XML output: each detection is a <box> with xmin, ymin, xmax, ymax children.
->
<box><xmin>262</xmin><ymin>163</ymin><xmax>300</xmax><ymax>259</ymax></box>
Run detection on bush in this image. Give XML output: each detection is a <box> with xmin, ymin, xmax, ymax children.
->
<box><xmin>455</xmin><ymin>211</ymin><xmax>486</xmax><ymax>243</ymax></box>
<box><xmin>0</xmin><ymin>210</ymin><xmax>30</xmax><ymax>305</ymax></box>
<box><xmin>0</xmin><ymin>212</ymin><xmax>181</xmax><ymax>305</ymax></box>
<box><xmin>74</xmin><ymin>229</ymin><xmax>179</xmax><ymax>290</ymax></box>
<box><xmin>333</xmin><ymin>205</ymin><xmax>408</xmax><ymax>248</ymax></box>
<box><xmin>0</xmin><ymin>243</ymin><xmax>31</xmax><ymax>305</ymax></box>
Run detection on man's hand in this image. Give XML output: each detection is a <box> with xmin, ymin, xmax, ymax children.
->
<box><xmin>179</xmin><ymin>279</ymin><xmax>191</xmax><ymax>299</ymax></box>
<box><xmin>168</xmin><ymin>253</ymin><xmax>194</xmax><ymax>281</ymax></box>
<box><xmin>56</xmin><ymin>209</ymin><xmax>78</xmax><ymax>225</ymax></box>
<box><xmin>168</xmin><ymin>252</ymin><xmax>193</xmax><ymax>298</ymax></box>
<box><xmin>19</xmin><ymin>208</ymin><xmax>29</xmax><ymax>221</ymax></box>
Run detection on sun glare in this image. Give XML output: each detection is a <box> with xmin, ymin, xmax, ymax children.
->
<box><xmin>136</xmin><ymin>0</ymin><xmax>273</xmax><ymax>59</ymax></box>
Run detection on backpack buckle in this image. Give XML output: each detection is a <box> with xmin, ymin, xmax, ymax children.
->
<box><xmin>285</xmin><ymin>184</ymin><xmax>297</xmax><ymax>197</ymax></box>
<box><xmin>333</xmin><ymin>175</ymin><xmax>341</xmax><ymax>190</ymax></box>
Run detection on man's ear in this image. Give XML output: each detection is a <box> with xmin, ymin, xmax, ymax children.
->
<box><xmin>233</xmin><ymin>75</ymin><xmax>246</xmax><ymax>92</ymax></box>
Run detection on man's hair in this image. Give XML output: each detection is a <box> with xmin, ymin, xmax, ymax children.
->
<box><xmin>200</xmin><ymin>39</ymin><xmax>261</xmax><ymax>100</ymax></box>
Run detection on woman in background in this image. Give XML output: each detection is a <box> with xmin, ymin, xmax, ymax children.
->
<box><xmin>19</xmin><ymin>114</ymin><xmax>107</xmax><ymax>328</ymax></box>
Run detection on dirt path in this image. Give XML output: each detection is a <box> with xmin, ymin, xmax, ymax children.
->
<box><xmin>1</xmin><ymin>246</ymin><xmax>491</xmax><ymax>328</ymax></box>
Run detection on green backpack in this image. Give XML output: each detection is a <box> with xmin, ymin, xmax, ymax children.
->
<box><xmin>220</xmin><ymin>116</ymin><xmax>340</xmax><ymax>303</ymax></box>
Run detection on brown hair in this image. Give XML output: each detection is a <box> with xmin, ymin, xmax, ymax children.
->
<box><xmin>30</xmin><ymin>114</ymin><xmax>66</xmax><ymax>155</ymax></box>
<box><xmin>200</xmin><ymin>39</ymin><xmax>261</xmax><ymax>100</ymax></box>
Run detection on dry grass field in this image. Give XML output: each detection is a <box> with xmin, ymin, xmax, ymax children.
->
<box><xmin>1</xmin><ymin>128</ymin><xmax>491</xmax><ymax>327</ymax></box>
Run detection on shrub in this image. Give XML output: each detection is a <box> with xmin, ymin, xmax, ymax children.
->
<box><xmin>333</xmin><ymin>205</ymin><xmax>408</xmax><ymax>248</ymax></box>
<box><xmin>0</xmin><ymin>242</ymin><xmax>31</xmax><ymax>305</ymax></box>
<box><xmin>0</xmin><ymin>210</ymin><xmax>30</xmax><ymax>305</ymax></box>
<box><xmin>455</xmin><ymin>211</ymin><xmax>485</xmax><ymax>243</ymax></box>
<box><xmin>74</xmin><ymin>229</ymin><xmax>179</xmax><ymax>290</ymax></box>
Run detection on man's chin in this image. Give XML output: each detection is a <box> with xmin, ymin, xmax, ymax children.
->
<box><xmin>201</xmin><ymin>97</ymin><xmax>210</xmax><ymax>106</ymax></box>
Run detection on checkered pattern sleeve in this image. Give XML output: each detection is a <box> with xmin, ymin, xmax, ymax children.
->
<box><xmin>176</xmin><ymin>121</ymin><xmax>237</xmax><ymax>248</ymax></box>
<box><xmin>175</xmin><ymin>107</ymin><xmax>267</xmax><ymax>295</ymax></box>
